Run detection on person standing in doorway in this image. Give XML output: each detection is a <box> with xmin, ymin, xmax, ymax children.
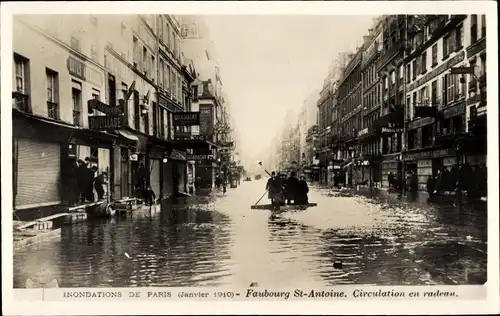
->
<box><xmin>93</xmin><ymin>168</ymin><xmax>107</xmax><ymax>200</ymax></box>
<box><xmin>84</xmin><ymin>158</ymin><xmax>95</xmax><ymax>202</ymax></box>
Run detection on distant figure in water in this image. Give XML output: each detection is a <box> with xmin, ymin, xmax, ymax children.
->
<box><xmin>295</xmin><ymin>176</ymin><xmax>309</xmax><ymax>204</ymax></box>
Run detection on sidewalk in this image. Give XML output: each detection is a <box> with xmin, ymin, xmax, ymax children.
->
<box><xmin>315</xmin><ymin>183</ymin><xmax>487</xmax><ymax>211</ymax></box>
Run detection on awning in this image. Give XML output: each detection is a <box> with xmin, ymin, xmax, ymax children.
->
<box><xmin>116</xmin><ymin>130</ymin><xmax>139</xmax><ymax>142</ymax></box>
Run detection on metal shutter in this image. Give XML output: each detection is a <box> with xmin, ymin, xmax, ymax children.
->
<box><xmin>15</xmin><ymin>138</ymin><xmax>61</xmax><ymax>209</ymax></box>
<box><xmin>150</xmin><ymin>159</ymin><xmax>161</xmax><ymax>199</ymax></box>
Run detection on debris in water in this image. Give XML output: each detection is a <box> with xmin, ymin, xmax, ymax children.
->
<box><xmin>466</xmin><ymin>235</ymin><xmax>473</xmax><ymax>241</ymax></box>
<box><xmin>125</xmin><ymin>253</ymin><xmax>131</xmax><ymax>259</ymax></box>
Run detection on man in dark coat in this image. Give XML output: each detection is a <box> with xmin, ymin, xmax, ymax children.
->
<box><xmin>284</xmin><ymin>172</ymin><xmax>300</xmax><ymax>205</ymax></box>
<box><xmin>426</xmin><ymin>175</ymin><xmax>435</xmax><ymax>203</ymax></box>
<box><xmin>266</xmin><ymin>172</ymin><xmax>283</xmax><ymax>206</ymax></box>
<box><xmin>296</xmin><ymin>176</ymin><xmax>309</xmax><ymax>204</ymax></box>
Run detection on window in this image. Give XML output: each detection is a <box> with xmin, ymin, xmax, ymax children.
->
<box><xmin>133</xmin><ymin>36</ymin><xmax>139</xmax><ymax>66</ymax></box>
<box><xmin>166</xmin><ymin>65</ymin><xmax>171</xmax><ymax>92</ymax></box>
<box><xmin>176</xmin><ymin>37</ymin><xmax>181</xmax><ymax>60</ymax></box>
<box><xmin>456</xmin><ymin>24</ymin><xmax>464</xmax><ymax>49</ymax></box>
<box><xmin>151</xmin><ymin>55</ymin><xmax>155</xmax><ymax>81</ymax></box>
<box><xmin>405</xmin><ymin>64</ymin><xmax>411</xmax><ymax>83</ymax></box>
<box><xmin>446</xmin><ymin>74</ymin><xmax>458</xmax><ymax>104</ymax></box>
<box><xmin>470</xmin><ymin>15</ymin><xmax>478</xmax><ymax>44</ymax></box>
<box><xmin>421</xmin><ymin>51</ymin><xmax>427</xmax><ymax>74</ymax></box>
<box><xmin>14</xmin><ymin>55</ymin><xmax>28</xmax><ymax>94</ymax></box>
<box><xmin>422</xmin><ymin>125</ymin><xmax>433</xmax><ymax>147</ymax></box>
<box><xmin>92</xmin><ymin>89</ymin><xmax>100</xmax><ymax>101</ymax></box>
<box><xmin>90</xmin><ymin>44</ymin><xmax>98</xmax><ymax>61</ymax></box>
<box><xmin>390</xmin><ymin>71</ymin><xmax>395</xmax><ymax>85</ymax></box>
<box><xmin>178</xmin><ymin>76</ymin><xmax>182</xmax><ymax>102</ymax></box>
<box><xmin>406</xmin><ymin>96</ymin><xmax>411</xmax><ymax>120</ymax></box>
<box><xmin>442</xmin><ymin>34</ymin><xmax>450</xmax><ymax>58</ymax></box>
<box><xmin>159</xmin><ymin>59</ymin><xmax>164</xmax><ymax>88</ymax></box>
<box><xmin>431</xmin><ymin>44</ymin><xmax>438</xmax><ymax>66</ymax></box>
<box><xmin>47</xmin><ymin>69</ymin><xmax>59</xmax><ymax>119</ymax></box>
<box><xmin>479</xmin><ymin>54</ymin><xmax>486</xmax><ymax>77</ymax></box>
<box><xmin>70</xmin><ymin>36</ymin><xmax>81</xmax><ymax>52</ymax></box>
<box><xmin>142</xmin><ymin>47</ymin><xmax>148</xmax><ymax>73</ymax></box>
<box><xmin>412</xmin><ymin>91</ymin><xmax>417</xmax><ymax>107</ymax></box>
<box><xmin>412</xmin><ymin>60</ymin><xmax>417</xmax><ymax>80</ymax></box>
<box><xmin>165</xmin><ymin>22</ymin><xmax>170</xmax><ymax>46</ymax></box>
<box><xmin>171</xmin><ymin>31</ymin><xmax>175</xmax><ymax>51</ymax></box>
<box><xmin>72</xmin><ymin>81</ymin><xmax>82</xmax><ymax>126</ymax></box>
<box><xmin>108</xmin><ymin>74</ymin><xmax>116</xmax><ymax>106</ymax></box>
<box><xmin>419</xmin><ymin>85</ymin><xmax>428</xmax><ymax>105</ymax></box>
<box><xmin>172</xmin><ymin>71</ymin><xmax>176</xmax><ymax>99</ymax></box>
<box><xmin>480</xmin><ymin>15</ymin><xmax>486</xmax><ymax>38</ymax></box>
<box><xmin>431</xmin><ymin>80</ymin><xmax>438</xmax><ymax>106</ymax></box>
<box><xmin>160</xmin><ymin>107</ymin><xmax>165</xmax><ymax>138</ymax></box>
<box><xmin>134</xmin><ymin>90</ymin><xmax>140</xmax><ymax>130</ymax></box>
<box><xmin>152</xmin><ymin>102</ymin><xmax>158</xmax><ymax>136</ymax></box>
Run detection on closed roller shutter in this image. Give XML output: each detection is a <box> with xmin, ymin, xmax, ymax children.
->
<box><xmin>150</xmin><ymin>159</ymin><xmax>161</xmax><ymax>200</ymax></box>
<box><xmin>15</xmin><ymin>138</ymin><xmax>61</xmax><ymax>209</ymax></box>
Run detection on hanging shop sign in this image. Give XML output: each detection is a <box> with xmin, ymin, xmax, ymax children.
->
<box><xmin>380</xmin><ymin>127</ymin><xmax>403</xmax><ymax>134</ymax></box>
<box><xmin>403</xmin><ymin>147</ymin><xmax>454</xmax><ymax>161</ymax></box>
<box><xmin>88</xmin><ymin>99</ymin><xmax>124</xmax><ymax>116</ymax></box>
<box><xmin>187</xmin><ymin>154</ymin><xmax>214</xmax><ymax>161</ymax></box>
<box><xmin>199</xmin><ymin>104</ymin><xmax>214</xmax><ymax>135</ymax></box>
<box><xmin>173</xmin><ymin>112</ymin><xmax>200</xmax><ymax>126</ymax></box>
<box><xmin>174</xmin><ymin>134</ymin><xmax>208</xmax><ymax>141</ymax></box>
<box><xmin>88</xmin><ymin>116</ymin><xmax>124</xmax><ymax>130</ymax></box>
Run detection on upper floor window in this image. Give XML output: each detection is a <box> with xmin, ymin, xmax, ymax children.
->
<box><xmin>480</xmin><ymin>15</ymin><xmax>486</xmax><ymax>38</ymax></box>
<box><xmin>46</xmin><ymin>68</ymin><xmax>59</xmax><ymax>120</ymax></box>
<box><xmin>431</xmin><ymin>44</ymin><xmax>438</xmax><ymax>66</ymax></box>
<box><xmin>470</xmin><ymin>15</ymin><xmax>478</xmax><ymax>44</ymax></box>
<box><xmin>14</xmin><ymin>54</ymin><xmax>28</xmax><ymax>94</ymax></box>
<box><xmin>420</xmin><ymin>51</ymin><xmax>427</xmax><ymax>74</ymax></box>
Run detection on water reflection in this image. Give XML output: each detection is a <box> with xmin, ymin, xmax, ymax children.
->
<box><xmin>13</xmin><ymin>183</ymin><xmax>487</xmax><ymax>288</ymax></box>
<box><xmin>14</xmin><ymin>200</ymin><xmax>233</xmax><ymax>288</ymax></box>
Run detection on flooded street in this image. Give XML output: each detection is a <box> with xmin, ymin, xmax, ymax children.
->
<box><xmin>13</xmin><ymin>180</ymin><xmax>487</xmax><ymax>288</ymax></box>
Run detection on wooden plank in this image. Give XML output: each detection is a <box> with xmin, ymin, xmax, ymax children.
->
<box><xmin>36</xmin><ymin>213</ymin><xmax>70</xmax><ymax>222</ymax></box>
<box><xmin>250</xmin><ymin>203</ymin><xmax>318</xmax><ymax>210</ymax></box>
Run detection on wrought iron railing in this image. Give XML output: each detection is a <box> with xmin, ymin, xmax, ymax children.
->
<box><xmin>47</xmin><ymin>101</ymin><xmax>59</xmax><ymax>120</ymax></box>
<box><xmin>73</xmin><ymin>109</ymin><xmax>82</xmax><ymax>126</ymax></box>
<box><xmin>12</xmin><ymin>92</ymin><xmax>30</xmax><ymax>113</ymax></box>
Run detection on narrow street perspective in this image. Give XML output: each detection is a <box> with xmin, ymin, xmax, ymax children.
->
<box><xmin>10</xmin><ymin>13</ymin><xmax>488</xmax><ymax>288</ymax></box>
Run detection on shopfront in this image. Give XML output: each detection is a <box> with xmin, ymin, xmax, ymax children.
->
<box><xmin>403</xmin><ymin>147</ymin><xmax>456</xmax><ymax>191</ymax></box>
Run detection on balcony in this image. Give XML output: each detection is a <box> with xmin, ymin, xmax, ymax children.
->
<box><xmin>466</xmin><ymin>36</ymin><xmax>486</xmax><ymax>59</ymax></box>
<box><xmin>12</xmin><ymin>92</ymin><xmax>31</xmax><ymax>113</ymax></box>
<box><xmin>47</xmin><ymin>101</ymin><xmax>59</xmax><ymax>120</ymax></box>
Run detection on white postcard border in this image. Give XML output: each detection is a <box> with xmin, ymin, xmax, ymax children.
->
<box><xmin>1</xmin><ymin>1</ymin><xmax>499</xmax><ymax>315</ymax></box>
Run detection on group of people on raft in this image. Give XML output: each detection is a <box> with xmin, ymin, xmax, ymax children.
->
<box><xmin>265</xmin><ymin>171</ymin><xmax>309</xmax><ymax>207</ymax></box>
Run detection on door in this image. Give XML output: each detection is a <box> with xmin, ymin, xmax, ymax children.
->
<box><xmin>150</xmin><ymin>159</ymin><xmax>161</xmax><ymax>200</ymax></box>
<box><xmin>120</xmin><ymin>148</ymin><xmax>130</xmax><ymax>198</ymax></box>
<box><xmin>15</xmin><ymin>138</ymin><xmax>61</xmax><ymax>209</ymax></box>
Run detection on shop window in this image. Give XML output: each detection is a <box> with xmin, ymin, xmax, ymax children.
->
<box><xmin>421</xmin><ymin>125</ymin><xmax>433</xmax><ymax>147</ymax></box>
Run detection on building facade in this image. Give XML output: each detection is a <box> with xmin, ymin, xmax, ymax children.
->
<box><xmin>357</xmin><ymin>18</ymin><xmax>383</xmax><ymax>187</ymax></box>
<box><xmin>338</xmin><ymin>50</ymin><xmax>363</xmax><ymax>186</ymax></box>
<box><xmin>12</xmin><ymin>14</ymin><xmax>206</xmax><ymax>217</ymax></box>
<box><xmin>403</xmin><ymin>14</ymin><xmax>487</xmax><ymax>191</ymax></box>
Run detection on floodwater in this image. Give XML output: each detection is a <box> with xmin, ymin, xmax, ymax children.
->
<box><xmin>13</xmin><ymin>179</ymin><xmax>487</xmax><ymax>288</ymax></box>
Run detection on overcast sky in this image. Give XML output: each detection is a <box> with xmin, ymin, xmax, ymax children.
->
<box><xmin>204</xmin><ymin>15</ymin><xmax>375</xmax><ymax>161</ymax></box>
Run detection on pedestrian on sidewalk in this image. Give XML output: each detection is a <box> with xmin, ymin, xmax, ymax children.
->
<box><xmin>143</xmin><ymin>185</ymin><xmax>156</xmax><ymax>206</ymax></box>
